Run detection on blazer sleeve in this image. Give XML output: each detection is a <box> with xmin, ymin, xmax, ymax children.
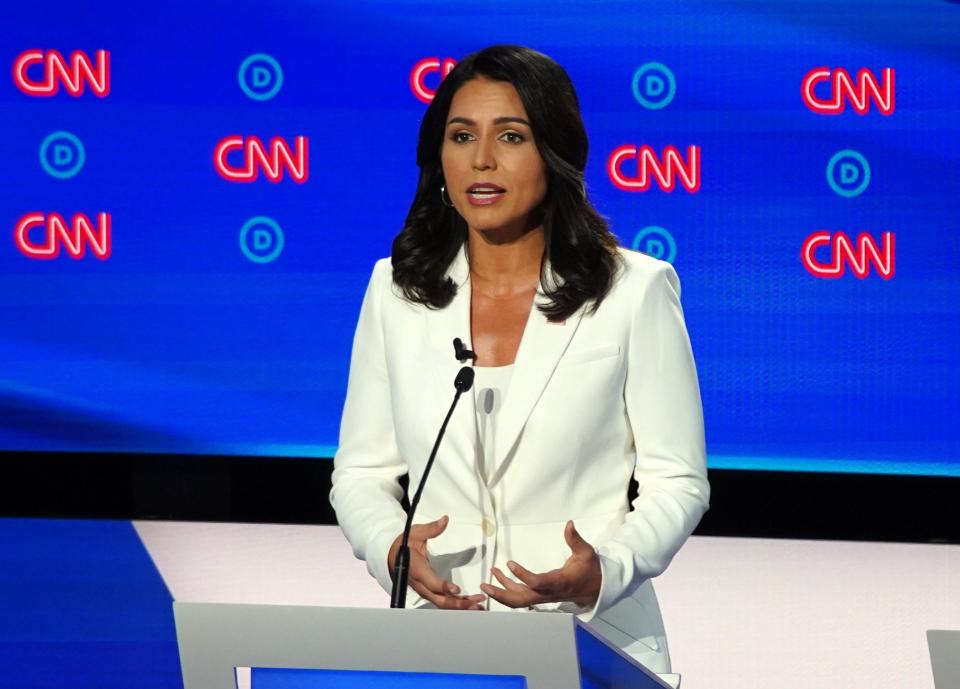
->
<box><xmin>329</xmin><ymin>259</ymin><xmax>409</xmax><ymax>594</ymax></box>
<box><xmin>580</xmin><ymin>261</ymin><xmax>710</xmax><ymax>621</ymax></box>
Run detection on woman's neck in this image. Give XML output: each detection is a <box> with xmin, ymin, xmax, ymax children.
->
<box><xmin>467</xmin><ymin>225</ymin><xmax>544</xmax><ymax>298</ymax></box>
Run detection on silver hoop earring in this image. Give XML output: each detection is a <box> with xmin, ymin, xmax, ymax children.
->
<box><xmin>440</xmin><ymin>184</ymin><xmax>454</xmax><ymax>207</ymax></box>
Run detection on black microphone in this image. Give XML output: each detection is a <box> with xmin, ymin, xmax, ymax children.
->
<box><xmin>453</xmin><ymin>337</ymin><xmax>477</xmax><ymax>363</ymax></box>
<box><xmin>390</xmin><ymin>361</ymin><xmax>475</xmax><ymax>608</ymax></box>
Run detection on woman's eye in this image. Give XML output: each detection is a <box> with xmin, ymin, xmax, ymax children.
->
<box><xmin>448</xmin><ymin>131</ymin><xmax>525</xmax><ymax>144</ymax></box>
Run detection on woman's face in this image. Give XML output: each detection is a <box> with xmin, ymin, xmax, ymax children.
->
<box><xmin>440</xmin><ymin>77</ymin><xmax>548</xmax><ymax>240</ymax></box>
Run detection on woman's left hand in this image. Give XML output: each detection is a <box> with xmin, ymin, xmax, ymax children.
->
<box><xmin>480</xmin><ymin>520</ymin><xmax>601</xmax><ymax>609</ymax></box>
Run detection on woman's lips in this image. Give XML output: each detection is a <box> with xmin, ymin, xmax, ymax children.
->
<box><xmin>466</xmin><ymin>185</ymin><xmax>506</xmax><ymax>206</ymax></box>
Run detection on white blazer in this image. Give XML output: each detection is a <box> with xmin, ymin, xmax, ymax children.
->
<box><xmin>330</xmin><ymin>244</ymin><xmax>709</xmax><ymax>672</ymax></box>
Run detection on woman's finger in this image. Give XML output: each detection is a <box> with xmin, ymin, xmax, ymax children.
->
<box><xmin>437</xmin><ymin>593</ymin><xmax>486</xmax><ymax>610</ymax></box>
<box><xmin>410</xmin><ymin>555</ymin><xmax>455</xmax><ymax>597</ymax></box>
<box><xmin>458</xmin><ymin>593</ymin><xmax>488</xmax><ymax>609</ymax></box>
<box><xmin>491</xmin><ymin>566</ymin><xmax>526</xmax><ymax>592</ymax></box>
<box><xmin>480</xmin><ymin>582</ymin><xmax>539</xmax><ymax>608</ymax></box>
<box><xmin>506</xmin><ymin>560</ymin><xmax>545</xmax><ymax>590</ymax></box>
<box><xmin>409</xmin><ymin>578</ymin><xmax>444</xmax><ymax>607</ymax></box>
<box><xmin>419</xmin><ymin>569</ymin><xmax>459</xmax><ymax>596</ymax></box>
<box><xmin>412</xmin><ymin>579</ymin><xmax>486</xmax><ymax>610</ymax></box>
<box><xmin>407</xmin><ymin>553</ymin><xmax>487</xmax><ymax>609</ymax></box>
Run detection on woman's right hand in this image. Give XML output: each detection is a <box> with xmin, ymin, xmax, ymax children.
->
<box><xmin>388</xmin><ymin>515</ymin><xmax>486</xmax><ymax>610</ymax></box>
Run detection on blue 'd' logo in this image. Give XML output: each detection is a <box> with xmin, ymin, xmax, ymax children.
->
<box><xmin>238</xmin><ymin>53</ymin><xmax>284</xmax><ymax>101</ymax></box>
<box><xmin>632</xmin><ymin>226</ymin><xmax>677</xmax><ymax>263</ymax></box>
<box><xmin>826</xmin><ymin>150</ymin><xmax>871</xmax><ymax>198</ymax></box>
<box><xmin>632</xmin><ymin>62</ymin><xmax>676</xmax><ymax>110</ymax></box>
<box><xmin>239</xmin><ymin>216</ymin><xmax>285</xmax><ymax>264</ymax></box>
<box><xmin>39</xmin><ymin>131</ymin><xmax>85</xmax><ymax>179</ymax></box>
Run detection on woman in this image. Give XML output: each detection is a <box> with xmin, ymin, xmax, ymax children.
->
<box><xmin>330</xmin><ymin>45</ymin><xmax>708</xmax><ymax>673</ymax></box>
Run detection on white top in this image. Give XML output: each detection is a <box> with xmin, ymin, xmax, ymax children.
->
<box><xmin>473</xmin><ymin>364</ymin><xmax>514</xmax><ymax>484</ymax></box>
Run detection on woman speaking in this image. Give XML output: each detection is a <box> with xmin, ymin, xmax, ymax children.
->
<box><xmin>330</xmin><ymin>44</ymin><xmax>709</xmax><ymax>672</ymax></box>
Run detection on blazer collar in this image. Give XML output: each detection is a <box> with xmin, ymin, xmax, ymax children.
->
<box><xmin>425</xmin><ymin>242</ymin><xmax>584</xmax><ymax>485</ymax></box>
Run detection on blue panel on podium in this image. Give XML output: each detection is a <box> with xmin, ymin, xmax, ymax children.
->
<box><xmin>250</xmin><ymin>668</ymin><xmax>526</xmax><ymax>689</ymax></box>
<box><xmin>575</xmin><ymin>624</ymin><xmax>653</xmax><ymax>689</ymax></box>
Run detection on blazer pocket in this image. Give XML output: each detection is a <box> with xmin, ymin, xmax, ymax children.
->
<box><xmin>559</xmin><ymin>343</ymin><xmax>621</xmax><ymax>367</ymax></box>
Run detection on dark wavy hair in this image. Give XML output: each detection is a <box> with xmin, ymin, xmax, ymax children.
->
<box><xmin>391</xmin><ymin>44</ymin><xmax>622</xmax><ymax>322</ymax></box>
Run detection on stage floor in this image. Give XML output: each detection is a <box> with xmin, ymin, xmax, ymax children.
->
<box><xmin>0</xmin><ymin>518</ymin><xmax>956</xmax><ymax>689</ymax></box>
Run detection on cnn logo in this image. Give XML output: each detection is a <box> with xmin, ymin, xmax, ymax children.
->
<box><xmin>410</xmin><ymin>57</ymin><xmax>456</xmax><ymax>104</ymax></box>
<box><xmin>13</xmin><ymin>49</ymin><xmax>110</xmax><ymax>97</ymax></box>
<box><xmin>214</xmin><ymin>136</ymin><xmax>309</xmax><ymax>183</ymax></box>
<box><xmin>15</xmin><ymin>213</ymin><xmax>111</xmax><ymax>260</ymax></box>
<box><xmin>801</xmin><ymin>231</ymin><xmax>895</xmax><ymax>279</ymax></box>
<box><xmin>607</xmin><ymin>145</ymin><xmax>700</xmax><ymax>193</ymax></box>
<box><xmin>802</xmin><ymin>67</ymin><xmax>895</xmax><ymax>115</ymax></box>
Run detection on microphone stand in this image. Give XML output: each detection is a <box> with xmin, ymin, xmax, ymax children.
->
<box><xmin>390</xmin><ymin>364</ymin><xmax>475</xmax><ymax>608</ymax></box>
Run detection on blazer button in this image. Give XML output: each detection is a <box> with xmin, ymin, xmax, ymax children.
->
<box><xmin>481</xmin><ymin>518</ymin><xmax>495</xmax><ymax>537</ymax></box>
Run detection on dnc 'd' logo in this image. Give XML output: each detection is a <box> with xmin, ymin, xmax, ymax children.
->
<box><xmin>632</xmin><ymin>226</ymin><xmax>677</xmax><ymax>264</ymax></box>
<box><xmin>802</xmin><ymin>67</ymin><xmax>894</xmax><ymax>115</ymax></box>
<box><xmin>826</xmin><ymin>150</ymin><xmax>871</xmax><ymax>198</ymax></box>
<box><xmin>39</xmin><ymin>131</ymin><xmax>85</xmax><ymax>179</ymax></box>
<box><xmin>13</xmin><ymin>50</ymin><xmax>110</xmax><ymax>97</ymax></box>
<box><xmin>239</xmin><ymin>216</ymin><xmax>284</xmax><ymax>264</ymax></box>
<box><xmin>238</xmin><ymin>53</ymin><xmax>283</xmax><ymax>101</ymax></box>
<box><xmin>632</xmin><ymin>62</ymin><xmax>676</xmax><ymax>110</ymax></box>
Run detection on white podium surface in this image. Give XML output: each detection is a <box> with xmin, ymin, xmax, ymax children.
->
<box><xmin>136</xmin><ymin>521</ymin><xmax>960</xmax><ymax>689</ymax></box>
<box><xmin>174</xmin><ymin>603</ymin><xmax>671</xmax><ymax>689</ymax></box>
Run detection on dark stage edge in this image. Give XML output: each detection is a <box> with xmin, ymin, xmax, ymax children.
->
<box><xmin>0</xmin><ymin>451</ymin><xmax>957</xmax><ymax>544</ymax></box>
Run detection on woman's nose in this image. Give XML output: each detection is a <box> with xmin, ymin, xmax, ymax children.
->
<box><xmin>472</xmin><ymin>136</ymin><xmax>496</xmax><ymax>171</ymax></box>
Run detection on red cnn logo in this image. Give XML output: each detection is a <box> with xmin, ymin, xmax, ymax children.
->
<box><xmin>410</xmin><ymin>57</ymin><xmax>456</xmax><ymax>104</ymax></box>
<box><xmin>15</xmin><ymin>212</ymin><xmax>111</xmax><ymax>260</ymax></box>
<box><xmin>214</xmin><ymin>136</ymin><xmax>309</xmax><ymax>183</ymax></box>
<box><xmin>801</xmin><ymin>231</ymin><xmax>895</xmax><ymax>279</ymax></box>
<box><xmin>801</xmin><ymin>67</ymin><xmax>895</xmax><ymax>115</ymax></box>
<box><xmin>13</xmin><ymin>49</ymin><xmax>110</xmax><ymax>97</ymax></box>
<box><xmin>607</xmin><ymin>145</ymin><xmax>700</xmax><ymax>193</ymax></box>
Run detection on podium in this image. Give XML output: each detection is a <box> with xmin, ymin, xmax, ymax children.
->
<box><xmin>174</xmin><ymin>602</ymin><xmax>675</xmax><ymax>689</ymax></box>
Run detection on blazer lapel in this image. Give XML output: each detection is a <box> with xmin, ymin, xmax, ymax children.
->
<box><xmin>422</xmin><ymin>245</ymin><xmax>584</xmax><ymax>488</ymax></box>
<box><xmin>488</xmin><ymin>283</ymin><xmax>584</xmax><ymax>486</ymax></box>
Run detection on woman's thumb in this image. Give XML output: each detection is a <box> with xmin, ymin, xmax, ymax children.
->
<box><xmin>424</xmin><ymin>514</ymin><xmax>449</xmax><ymax>538</ymax></box>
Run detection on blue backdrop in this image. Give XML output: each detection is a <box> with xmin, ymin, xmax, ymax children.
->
<box><xmin>1</xmin><ymin>0</ymin><xmax>958</xmax><ymax>476</ymax></box>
